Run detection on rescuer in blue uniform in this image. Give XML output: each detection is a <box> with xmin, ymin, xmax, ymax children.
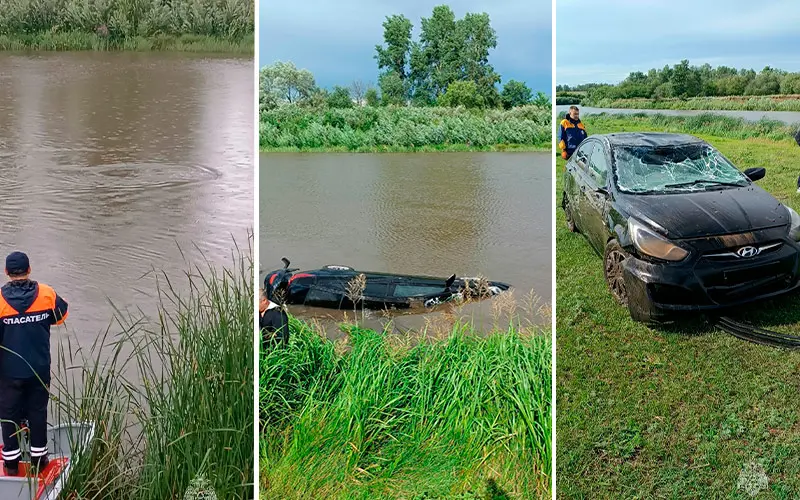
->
<box><xmin>0</xmin><ymin>252</ymin><xmax>68</xmax><ymax>475</ymax></box>
<box><xmin>559</xmin><ymin>106</ymin><xmax>588</xmax><ymax>160</ymax></box>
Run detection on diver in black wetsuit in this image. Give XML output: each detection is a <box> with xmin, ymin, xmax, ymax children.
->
<box><xmin>260</xmin><ymin>287</ymin><xmax>289</xmax><ymax>350</ymax></box>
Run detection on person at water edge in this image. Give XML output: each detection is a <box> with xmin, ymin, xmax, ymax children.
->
<box><xmin>0</xmin><ymin>252</ymin><xmax>68</xmax><ymax>475</ymax></box>
<box><xmin>260</xmin><ymin>287</ymin><xmax>289</xmax><ymax>350</ymax></box>
<box><xmin>559</xmin><ymin>106</ymin><xmax>588</xmax><ymax>160</ymax></box>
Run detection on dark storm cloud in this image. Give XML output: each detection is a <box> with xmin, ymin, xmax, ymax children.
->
<box><xmin>556</xmin><ymin>0</ymin><xmax>800</xmax><ymax>85</ymax></box>
<box><xmin>260</xmin><ymin>0</ymin><xmax>552</xmax><ymax>93</ymax></box>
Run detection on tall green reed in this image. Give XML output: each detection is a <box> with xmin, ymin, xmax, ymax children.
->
<box><xmin>586</xmin><ymin>112</ymin><xmax>799</xmax><ymax>141</ymax></box>
<box><xmin>50</xmin><ymin>239</ymin><xmax>254</xmax><ymax>499</ymax></box>
<box><xmin>0</xmin><ymin>0</ymin><xmax>254</xmax><ymax>42</ymax></box>
<box><xmin>261</xmin><ymin>311</ymin><xmax>552</xmax><ymax>499</ymax></box>
<box><xmin>260</xmin><ymin>105</ymin><xmax>552</xmax><ymax>150</ymax></box>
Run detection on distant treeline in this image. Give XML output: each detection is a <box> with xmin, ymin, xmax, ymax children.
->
<box><xmin>557</xmin><ymin>60</ymin><xmax>800</xmax><ymax>102</ymax></box>
<box><xmin>261</xmin><ymin>5</ymin><xmax>549</xmax><ymax>113</ymax></box>
<box><xmin>0</xmin><ymin>0</ymin><xmax>254</xmax><ymax>47</ymax></box>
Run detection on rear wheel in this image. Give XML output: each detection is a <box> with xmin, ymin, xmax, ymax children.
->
<box><xmin>562</xmin><ymin>192</ymin><xmax>578</xmax><ymax>232</ymax></box>
<box><xmin>603</xmin><ymin>239</ymin><xmax>629</xmax><ymax>306</ymax></box>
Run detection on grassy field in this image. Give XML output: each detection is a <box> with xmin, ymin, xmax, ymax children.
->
<box><xmin>556</xmin><ymin>114</ymin><xmax>800</xmax><ymax>498</ymax></box>
<box><xmin>0</xmin><ymin>0</ymin><xmax>253</xmax><ymax>52</ymax></box>
<box><xmin>260</xmin><ymin>105</ymin><xmax>551</xmax><ymax>152</ymax></box>
<box><xmin>50</xmin><ymin>244</ymin><xmax>254</xmax><ymax>498</ymax></box>
<box><xmin>262</xmin><ymin>313</ymin><xmax>552</xmax><ymax>499</ymax></box>
<box><xmin>586</xmin><ymin>95</ymin><xmax>800</xmax><ymax>112</ymax></box>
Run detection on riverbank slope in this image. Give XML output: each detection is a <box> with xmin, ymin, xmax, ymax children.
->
<box><xmin>262</xmin><ymin>314</ymin><xmax>552</xmax><ymax>499</ymax></box>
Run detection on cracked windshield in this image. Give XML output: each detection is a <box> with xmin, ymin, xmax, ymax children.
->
<box><xmin>614</xmin><ymin>143</ymin><xmax>749</xmax><ymax>193</ymax></box>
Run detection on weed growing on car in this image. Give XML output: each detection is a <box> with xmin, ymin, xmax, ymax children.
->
<box><xmin>261</xmin><ymin>302</ymin><xmax>552</xmax><ymax>499</ymax></box>
<box><xmin>556</xmin><ymin>114</ymin><xmax>800</xmax><ymax>497</ymax></box>
<box><xmin>50</xmin><ymin>243</ymin><xmax>254</xmax><ymax>499</ymax></box>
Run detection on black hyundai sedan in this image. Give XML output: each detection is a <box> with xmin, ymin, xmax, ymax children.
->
<box><xmin>561</xmin><ymin>132</ymin><xmax>800</xmax><ymax>323</ymax></box>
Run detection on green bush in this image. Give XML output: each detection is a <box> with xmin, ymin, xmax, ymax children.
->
<box><xmin>260</xmin><ymin>105</ymin><xmax>551</xmax><ymax>150</ymax></box>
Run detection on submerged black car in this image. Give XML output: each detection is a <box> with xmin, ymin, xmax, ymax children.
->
<box><xmin>562</xmin><ymin>132</ymin><xmax>800</xmax><ymax>323</ymax></box>
<box><xmin>264</xmin><ymin>258</ymin><xmax>511</xmax><ymax>310</ymax></box>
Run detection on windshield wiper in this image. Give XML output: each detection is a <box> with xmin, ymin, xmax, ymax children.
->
<box><xmin>663</xmin><ymin>179</ymin><xmax>747</xmax><ymax>189</ymax></box>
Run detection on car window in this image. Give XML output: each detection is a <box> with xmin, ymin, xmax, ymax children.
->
<box><xmin>305</xmin><ymin>286</ymin><xmax>343</xmax><ymax>307</ymax></box>
<box><xmin>588</xmin><ymin>145</ymin><xmax>609</xmax><ymax>187</ymax></box>
<box><xmin>572</xmin><ymin>141</ymin><xmax>594</xmax><ymax>172</ymax></box>
<box><xmin>393</xmin><ymin>284</ymin><xmax>446</xmax><ymax>297</ymax></box>
<box><xmin>613</xmin><ymin>143</ymin><xmax>749</xmax><ymax>193</ymax></box>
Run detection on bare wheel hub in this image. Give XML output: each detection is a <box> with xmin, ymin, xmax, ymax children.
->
<box><xmin>605</xmin><ymin>249</ymin><xmax>628</xmax><ymax>305</ymax></box>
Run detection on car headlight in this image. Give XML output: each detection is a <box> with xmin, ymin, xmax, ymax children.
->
<box><xmin>787</xmin><ymin>206</ymin><xmax>800</xmax><ymax>241</ymax></box>
<box><xmin>628</xmin><ymin>218</ymin><xmax>689</xmax><ymax>261</ymax></box>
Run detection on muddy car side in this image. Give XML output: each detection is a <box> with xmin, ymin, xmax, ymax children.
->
<box><xmin>562</xmin><ymin>133</ymin><xmax>800</xmax><ymax>323</ymax></box>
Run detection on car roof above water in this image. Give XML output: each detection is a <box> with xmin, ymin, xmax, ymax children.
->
<box><xmin>594</xmin><ymin>132</ymin><xmax>706</xmax><ymax>148</ymax></box>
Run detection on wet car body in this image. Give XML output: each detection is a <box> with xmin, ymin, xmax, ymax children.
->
<box><xmin>264</xmin><ymin>258</ymin><xmax>511</xmax><ymax>310</ymax></box>
<box><xmin>561</xmin><ymin>132</ymin><xmax>800</xmax><ymax>322</ymax></box>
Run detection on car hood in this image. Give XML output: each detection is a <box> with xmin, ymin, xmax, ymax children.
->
<box><xmin>616</xmin><ymin>185</ymin><xmax>791</xmax><ymax>239</ymax></box>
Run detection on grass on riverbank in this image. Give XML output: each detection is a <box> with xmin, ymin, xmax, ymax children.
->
<box><xmin>586</xmin><ymin>95</ymin><xmax>800</xmax><ymax>112</ymax></box>
<box><xmin>260</xmin><ymin>105</ymin><xmax>551</xmax><ymax>152</ymax></box>
<box><xmin>0</xmin><ymin>32</ymin><xmax>254</xmax><ymax>53</ymax></box>
<box><xmin>261</xmin><ymin>314</ymin><xmax>552</xmax><ymax>499</ymax></box>
<box><xmin>556</xmin><ymin>114</ymin><xmax>800</xmax><ymax>498</ymax></box>
<box><xmin>582</xmin><ymin>112</ymin><xmax>800</xmax><ymax>141</ymax></box>
<box><xmin>50</xmin><ymin>243</ymin><xmax>254</xmax><ymax>498</ymax></box>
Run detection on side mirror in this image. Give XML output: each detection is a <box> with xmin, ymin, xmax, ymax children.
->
<box><xmin>744</xmin><ymin>167</ymin><xmax>766</xmax><ymax>182</ymax></box>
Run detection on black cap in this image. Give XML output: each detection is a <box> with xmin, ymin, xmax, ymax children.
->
<box><xmin>5</xmin><ymin>252</ymin><xmax>30</xmax><ymax>275</ymax></box>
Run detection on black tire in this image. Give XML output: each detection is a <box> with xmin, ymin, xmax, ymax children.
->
<box><xmin>603</xmin><ymin>239</ymin><xmax>629</xmax><ymax>307</ymax></box>
<box><xmin>562</xmin><ymin>192</ymin><xmax>578</xmax><ymax>233</ymax></box>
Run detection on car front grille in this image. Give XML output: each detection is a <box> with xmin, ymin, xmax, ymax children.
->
<box><xmin>695</xmin><ymin>245</ymin><xmax>798</xmax><ymax>305</ymax></box>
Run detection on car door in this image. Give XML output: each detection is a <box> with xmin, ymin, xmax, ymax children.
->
<box><xmin>565</xmin><ymin>140</ymin><xmax>595</xmax><ymax>232</ymax></box>
<box><xmin>581</xmin><ymin>142</ymin><xmax>613</xmax><ymax>252</ymax></box>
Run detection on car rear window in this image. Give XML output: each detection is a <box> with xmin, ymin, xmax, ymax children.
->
<box><xmin>612</xmin><ymin>143</ymin><xmax>749</xmax><ymax>193</ymax></box>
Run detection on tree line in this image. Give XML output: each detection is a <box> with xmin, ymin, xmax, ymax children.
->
<box><xmin>557</xmin><ymin>60</ymin><xmax>800</xmax><ymax>101</ymax></box>
<box><xmin>261</xmin><ymin>5</ymin><xmax>548</xmax><ymax>113</ymax></box>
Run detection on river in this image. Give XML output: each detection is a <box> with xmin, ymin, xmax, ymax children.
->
<box><xmin>0</xmin><ymin>53</ymin><xmax>253</xmax><ymax>351</ymax></box>
<box><xmin>555</xmin><ymin>105</ymin><xmax>800</xmax><ymax>124</ymax></box>
<box><xmin>260</xmin><ymin>152</ymin><xmax>552</xmax><ymax>337</ymax></box>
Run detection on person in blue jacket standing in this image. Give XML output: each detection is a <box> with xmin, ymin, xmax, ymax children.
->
<box><xmin>559</xmin><ymin>106</ymin><xmax>588</xmax><ymax>160</ymax></box>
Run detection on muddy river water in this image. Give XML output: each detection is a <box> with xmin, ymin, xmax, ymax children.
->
<box><xmin>260</xmin><ymin>152</ymin><xmax>552</xmax><ymax>337</ymax></box>
<box><xmin>555</xmin><ymin>105</ymin><xmax>800</xmax><ymax>124</ymax></box>
<box><xmin>0</xmin><ymin>53</ymin><xmax>253</xmax><ymax>350</ymax></box>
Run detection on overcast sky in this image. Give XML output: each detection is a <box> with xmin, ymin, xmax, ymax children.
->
<box><xmin>557</xmin><ymin>0</ymin><xmax>800</xmax><ymax>86</ymax></box>
<box><xmin>260</xmin><ymin>0</ymin><xmax>552</xmax><ymax>94</ymax></box>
